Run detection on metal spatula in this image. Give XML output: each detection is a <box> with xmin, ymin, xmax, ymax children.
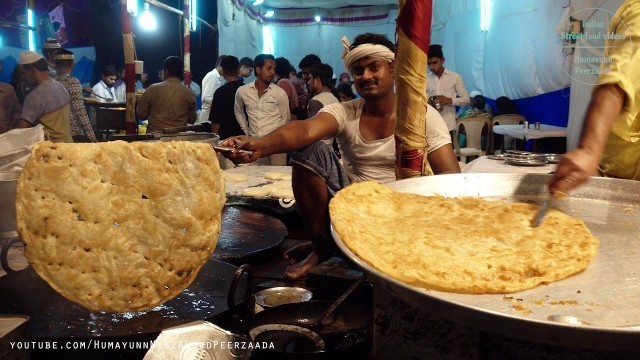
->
<box><xmin>533</xmin><ymin>196</ymin><xmax>552</xmax><ymax>227</ymax></box>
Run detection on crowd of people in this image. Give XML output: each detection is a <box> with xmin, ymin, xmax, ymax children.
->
<box><xmin>1</xmin><ymin>0</ymin><xmax>638</xmax><ymax>280</ymax></box>
<box><xmin>221</xmin><ymin>33</ymin><xmax>461</xmax><ymax>279</ymax></box>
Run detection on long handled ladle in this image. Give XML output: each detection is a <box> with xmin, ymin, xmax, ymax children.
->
<box><xmin>249</xmin><ymin>278</ymin><xmax>365</xmax><ymax>351</ymax></box>
<box><xmin>87</xmin><ymin>92</ymin><xmax>114</xmax><ymax>102</ymax></box>
<box><xmin>308</xmin><ymin>278</ymin><xmax>364</xmax><ymax>332</ymax></box>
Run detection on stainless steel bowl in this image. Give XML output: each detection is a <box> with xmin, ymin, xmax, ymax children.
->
<box><xmin>254</xmin><ymin>287</ymin><xmax>313</xmax><ymax>308</ymax></box>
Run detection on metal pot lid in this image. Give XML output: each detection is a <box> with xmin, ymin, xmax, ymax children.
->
<box><xmin>330</xmin><ymin>173</ymin><xmax>640</xmax><ymax>350</ymax></box>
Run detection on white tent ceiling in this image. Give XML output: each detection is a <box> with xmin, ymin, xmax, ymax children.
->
<box><xmin>260</xmin><ymin>0</ymin><xmax>398</xmax><ymax>9</ymax></box>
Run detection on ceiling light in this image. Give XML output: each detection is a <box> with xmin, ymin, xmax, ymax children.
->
<box><xmin>264</xmin><ymin>10</ymin><xmax>274</xmax><ymax>17</ymax></box>
<box><xmin>127</xmin><ymin>0</ymin><xmax>137</xmax><ymax>16</ymax></box>
<box><xmin>190</xmin><ymin>0</ymin><xmax>197</xmax><ymax>31</ymax></box>
<box><xmin>314</xmin><ymin>15</ymin><xmax>321</xmax><ymax>22</ymax></box>
<box><xmin>253</xmin><ymin>0</ymin><xmax>264</xmax><ymax>5</ymax></box>
<box><xmin>139</xmin><ymin>3</ymin><xmax>157</xmax><ymax>31</ymax></box>
<box><xmin>27</xmin><ymin>8</ymin><xmax>35</xmax><ymax>51</ymax></box>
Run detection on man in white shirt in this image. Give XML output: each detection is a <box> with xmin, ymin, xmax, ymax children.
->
<box><xmin>222</xmin><ymin>34</ymin><xmax>459</xmax><ymax>279</ymax></box>
<box><xmin>234</xmin><ymin>54</ymin><xmax>290</xmax><ymax>165</ymax></box>
<box><xmin>199</xmin><ymin>56</ymin><xmax>226</xmax><ymax>124</ymax></box>
<box><xmin>426</xmin><ymin>44</ymin><xmax>470</xmax><ymax>134</ymax></box>
<box><xmin>92</xmin><ymin>66</ymin><xmax>124</xmax><ymax>103</ymax></box>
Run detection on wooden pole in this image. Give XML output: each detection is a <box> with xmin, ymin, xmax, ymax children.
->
<box><xmin>394</xmin><ymin>0</ymin><xmax>432</xmax><ymax>178</ymax></box>
<box><xmin>121</xmin><ymin>0</ymin><xmax>137</xmax><ymax>134</ymax></box>
<box><xmin>183</xmin><ymin>0</ymin><xmax>192</xmax><ymax>88</ymax></box>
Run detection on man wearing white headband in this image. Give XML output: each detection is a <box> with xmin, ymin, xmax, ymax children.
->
<box><xmin>221</xmin><ymin>33</ymin><xmax>460</xmax><ymax>279</ymax></box>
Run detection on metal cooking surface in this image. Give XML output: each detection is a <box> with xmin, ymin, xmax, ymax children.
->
<box><xmin>213</xmin><ymin>206</ymin><xmax>286</xmax><ymax>261</ymax></box>
<box><xmin>0</xmin><ymin>260</ymin><xmax>240</xmax><ymax>338</ymax></box>
<box><xmin>331</xmin><ymin>173</ymin><xmax>640</xmax><ymax>349</ymax></box>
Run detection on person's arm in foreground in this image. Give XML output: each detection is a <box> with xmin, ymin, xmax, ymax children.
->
<box><xmin>549</xmin><ymin>84</ymin><xmax>625</xmax><ymax>194</ymax></box>
<box><xmin>220</xmin><ymin>112</ymin><xmax>338</xmax><ymax>163</ymax></box>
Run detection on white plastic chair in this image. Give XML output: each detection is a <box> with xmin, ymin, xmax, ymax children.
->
<box><xmin>453</xmin><ymin>117</ymin><xmax>490</xmax><ymax>163</ymax></box>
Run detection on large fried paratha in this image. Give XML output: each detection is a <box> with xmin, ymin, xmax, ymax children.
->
<box><xmin>16</xmin><ymin>141</ymin><xmax>225</xmax><ymax>312</ymax></box>
<box><xmin>329</xmin><ymin>181</ymin><xmax>599</xmax><ymax>294</ymax></box>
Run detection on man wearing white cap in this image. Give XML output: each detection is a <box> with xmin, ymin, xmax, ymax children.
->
<box><xmin>16</xmin><ymin>51</ymin><xmax>73</xmax><ymax>143</ymax></box>
<box><xmin>458</xmin><ymin>90</ymin><xmax>493</xmax><ymax>119</ymax></box>
<box><xmin>42</xmin><ymin>37</ymin><xmax>62</xmax><ymax>76</ymax></box>
<box><xmin>221</xmin><ymin>33</ymin><xmax>460</xmax><ymax>279</ymax></box>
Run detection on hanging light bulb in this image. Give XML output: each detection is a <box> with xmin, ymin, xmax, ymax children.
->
<box><xmin>139</xmin><ymin>3</ymin><xmax>157</xmax><ymax>31</ymax></box>
<box><xmin>264</xmin><ymin>10</ymin><xmax>275</xmax><ymax>17</ymax></box>
<box><xmin>314</xmin><ymin>15</ymin><xmax>321</xmax><ymax>23</ymax></box>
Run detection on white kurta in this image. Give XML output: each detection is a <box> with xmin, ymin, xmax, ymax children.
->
<box><xmin>427</xmin><ymin>69</ymin><xmax>470</xmax><ymax>131</ymax></box>
<box><xmin>199</xmin><ymin>69</ymin><xmax>225</xmax><ymax>123</ymax></box>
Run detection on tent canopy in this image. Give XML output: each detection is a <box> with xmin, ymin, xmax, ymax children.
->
<box><xmin>258</xmin><ymin>0</ymin><xmax>397</xmax><ymax>9</ymax></box>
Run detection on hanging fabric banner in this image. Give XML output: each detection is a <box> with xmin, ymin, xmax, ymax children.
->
<box><xmin>48</xmin><ymin>3</ymin><xmax>68</xmax><ymax>45</ymax></box>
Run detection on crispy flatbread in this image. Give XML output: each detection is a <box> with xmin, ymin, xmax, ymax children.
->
<box><xmin>329</xmin><ymin>181</ymin><xmax>599</xmax><ymax>294</ymax></box>
<box><xmin>16</xmin><ymin>141</ymin><xmax>225</xmax><ymax>312</ymax></box>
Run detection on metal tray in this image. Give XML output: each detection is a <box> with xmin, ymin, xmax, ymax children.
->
<box><xmin>330</xmin><ymin>173</ymin><xmax>640</xmax><ymax>350</ymax></box>
<box><xmin>224</xmin><ymin>166</ymin><xmax>297</xmax><ymax>214</ymax></box>
<box><xmin>504</xmin><ymin>158</ymin><xmax>548</xmax><ymax>166</ymax></box>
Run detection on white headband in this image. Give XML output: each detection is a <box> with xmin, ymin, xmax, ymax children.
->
<box><xmin>341</xmin><ymin>36</ymin><xmax>395</xmax><ymax>71</ymax></box>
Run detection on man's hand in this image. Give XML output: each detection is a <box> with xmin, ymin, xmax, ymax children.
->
<box><xmin>435</xmin><ymin>95</ymin><xmax>453</xmax><ymax>105</ymax></box>
<box><xmin>548</xmin><ymin>148</ymin><xmax>600</xmax><ymax>194</ymax></box>
<box><xmin>218</xmin><ymin>136</ymin><xmax>261</xmax><ymax>164</ymax></box>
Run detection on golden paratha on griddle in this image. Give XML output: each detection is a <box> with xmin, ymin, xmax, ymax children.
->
<box><xmin>16</xmin><ymin>141</ymin><xmax>225</xmax><ymax>312</ymax></box>
<box><xmin>329</xmin><ymin>181</ymin><xmax>598</xmax><ymax>294</ymax></box>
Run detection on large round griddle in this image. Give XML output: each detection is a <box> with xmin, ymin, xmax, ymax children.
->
<box><xmin>331</xmin><ymin>173</ymin><xmax>640</xmax><ymax>350</ymax></box>
<box><xmin>212</xmin><ymin>206</ymin><xmax>287</xmax><ymax>262</ymax></box>
<box><xmin>0</xmin><ymin>260</ymin><xmax>243</xmax><ymax>339</ymax></box>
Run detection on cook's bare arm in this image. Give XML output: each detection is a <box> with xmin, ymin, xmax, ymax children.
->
<box><xmin>220</xmin><ymin>112</ymin><xmax>339</xmax><ymax>163</ymax></box>
<box><xmin>549</xmin><ymin>84</ymin><xmax>625</xmax><ymax>194</ymax></box>
<box><xmin>427</xmin><ymin>144</ymin><xmax>461</xmax><ymax>175</ymax></box>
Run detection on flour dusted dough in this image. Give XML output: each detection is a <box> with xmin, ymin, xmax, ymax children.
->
<box><xmin>329</xmin><ymin>181</ymin><xmax>599</xmax><ymax>294</ymax></box>
<box><xmin>224</xmin><ymin>172</ymin><xmax>248</xmax><ymax>182</ymax></box>
<box><xmin>16</xmin><ymin>141</ymin><xmax>226</xmax><ymax>312</ymax></box>
<box><xmin>242</xmin><ymin>186</ymin><xmax>271</xmax><ymax>197</ymax></box>
<box><xmin>269</xmin><ymin>187</ymin><xmax>294</xmax><ymax>199</ymax></box>
<box><xmin>264</xmin><ymin>172</ymin><xmax>291</xmax><ymax>181</ymax></box>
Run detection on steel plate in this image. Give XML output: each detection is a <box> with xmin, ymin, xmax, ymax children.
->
<box><xmin>504</xmin><ymin>158</ymin><xmax>548</xmax><ymax>167</ymax></box>
<box><xmin>330</xmin><ymin>173</ymin><xmax>640</xmax><ymax>350</ymax></box>
<box><xmin>254</xmin><ymin>287</ymin><xmax>313</xmax><ymax>308</ymax></box>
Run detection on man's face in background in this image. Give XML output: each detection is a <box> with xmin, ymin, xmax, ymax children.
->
<box><xmin>102</xmin><ymin>74</ymin><xmax>117</xmax><ymax>87</ymax></box>
<box><xmin>256</xmin><ymin>59</ymin><xmax>275</xmax><ymax>84</ymax></box>
<box><xmin>301</xmin><ymin>67</ymin><xmax>311</xmax><ymax>84</ymax></box>
<box><xmin>428</xmin><ymin>57</ymin><xmax>445</xmax><ymax>75</ymax></box>
<box><xmin>240</xmin><ymin>65</ymin><xmax>252</xmax><ymax>78</ymax></box>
